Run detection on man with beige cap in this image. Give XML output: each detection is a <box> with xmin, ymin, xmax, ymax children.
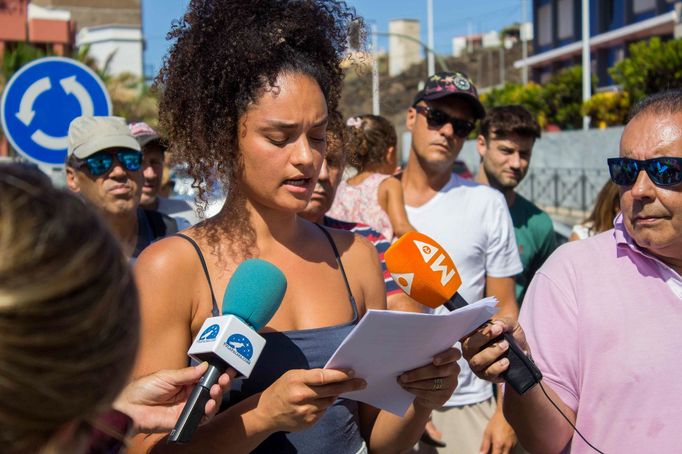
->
<box><xmin>65</xmin><ymin>116</ymin><xmax>177</xmax><ymax>260</ymax></box>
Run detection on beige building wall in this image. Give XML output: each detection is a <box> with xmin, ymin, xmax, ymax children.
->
<box><xmin>31</xmin><ymin>0</ymin><xmax>140</xmax><ymax>29</ymax></box>
<box><xmin>388</xmin><ymin>19</ymin><xmax>421</xmax><ymax>77</ymax></box>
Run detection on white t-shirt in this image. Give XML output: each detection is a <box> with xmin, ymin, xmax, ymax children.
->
<box><xmin>405</xmin><ymin>174</ymin><xmax>523</xmax><ymax>407</ymax></box>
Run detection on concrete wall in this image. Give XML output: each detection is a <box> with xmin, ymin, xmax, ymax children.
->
<box><xmin>32</xmin><ymin>0</ymin><xmax>141</xmax><ymax>30</ymax></box>
<box><xmin>457</xmin><ymin>126</ymin><xmax>625</xmax><ymax>172</ymax></box>
<box><xmin>458</xmin><ymin>127</ymin><xmax>623</xmax><ymax>218</ymax></box>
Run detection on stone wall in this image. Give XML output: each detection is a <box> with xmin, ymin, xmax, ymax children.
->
<box><xmin>32</xmin><ymin>0</ymin><xmax>141</xmax><ymax>29</ymax></box>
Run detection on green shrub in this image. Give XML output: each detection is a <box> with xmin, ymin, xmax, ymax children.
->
<box><xmin>610</xmin><ymin>37</ymin><xmax>682</xmax><ymax>103</ymax></box>
<box><xmin>581</xmin><ymin>91</ymin><xmax>630</xmax><ymax>128</ymax></box>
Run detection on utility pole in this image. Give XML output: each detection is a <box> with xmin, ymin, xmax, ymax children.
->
<box><xmin>427</xmin><ymin>0</ymin><xmax>435</xmax><ymax>76</ymax></box>
<box><xmin>582</xmin><ymin>0</ymin><xmax>591</xmax><ymax>130</ymax></box>
<box><xmin>499</xmin><ymin>40</ymin><xmax>505</xmax><ymax>86</ymax></box>
<box><xmin>521</xmin><ymin>0</ymin><xmax>528</xmax><ymax>84</ymax></box>
<box><xmin>372</xmin><ymin>23</ymin><xmax>380</xmax><ymax>115</ymax></box>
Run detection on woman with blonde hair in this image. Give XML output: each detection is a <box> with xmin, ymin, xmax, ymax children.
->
<box><xmin>570</xmin><ymin>180</ymin><xmax>621</xmax><ymax>240</ymax></box>
<box><xmin>0</xmin><ymin>164</ymin><xmax>228</xmax><ymax>453</ymax></box>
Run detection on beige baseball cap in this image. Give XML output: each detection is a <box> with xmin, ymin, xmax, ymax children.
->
<box><xmin>67</xmin><ymin>116</ymin><xmax>141</xmax><ymax>159</ymax></box>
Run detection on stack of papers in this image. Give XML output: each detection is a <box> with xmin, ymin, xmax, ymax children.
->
<box><xmin>324</xmin><ymin>297</ymin><xmax>498</xmax><ymax>416</ymax></box>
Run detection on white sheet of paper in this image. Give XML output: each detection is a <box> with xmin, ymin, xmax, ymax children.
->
<box><xmin>324</xmin><ymin>297</ymin><xmax>498</xmax><ymax>416</ymax></box>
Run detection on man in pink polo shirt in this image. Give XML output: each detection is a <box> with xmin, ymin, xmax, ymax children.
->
<box><xmin>462</xmin><ymin>89</ymin><xmax>682</xmax><ymax>453</ymax></box>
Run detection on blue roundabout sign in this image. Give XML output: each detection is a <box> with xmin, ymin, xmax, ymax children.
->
<box><xmin>1</xmin><ymin>57</ymin><xmax>112</xmax><ymax>166</ymax></box>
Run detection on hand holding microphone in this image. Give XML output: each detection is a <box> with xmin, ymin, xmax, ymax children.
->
<box><xmin>384</xmin><ymin>232</ymin><xmax>542</xmax><ymax>395</ymax></box>
<box><xmin>114</xmin><ymin>361</ymin><xmax>231</xmax><ymax>435</ymax></box>
<box><xmin>168</xmin><ymin>259</ymin><xmax>287</xmax><ymax>443</ymax></box>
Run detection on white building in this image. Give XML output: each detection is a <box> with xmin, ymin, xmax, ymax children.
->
<box><xmin>452</xmin><ymin>22</ymin><xmax>533</xmax><ymax>56</ymax></box>
<box><xmin>76</xmin><ymin>25</ymin><xmax>144</xmax><ymax>79</ymax></box>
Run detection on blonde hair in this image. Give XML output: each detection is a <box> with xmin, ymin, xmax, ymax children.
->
<box><xmin>0</xmin><ymin>165</ymin><xmax>139</xmax><ymax>453</ymax></box>
<box><xmin>584</xmin><ymin>180</ymin><xmax>621</xmax><ymax>235</ymax></box>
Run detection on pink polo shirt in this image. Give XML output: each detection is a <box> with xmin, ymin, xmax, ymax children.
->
<box><xmin>520</xmin><ymin>214</ymin><xmax>682</xmax><ymax>453</ymax></box>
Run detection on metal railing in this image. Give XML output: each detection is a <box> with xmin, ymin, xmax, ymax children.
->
<box><xmin>516</xmin><ymin>167</ymin><xmax>611</xmax><ymax>219</ymax></box>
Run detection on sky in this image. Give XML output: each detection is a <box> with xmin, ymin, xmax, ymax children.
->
<box><xmin>142</xmin><ymin>0</ymin><xmax>527</xmax><ymax>79</ymax></box>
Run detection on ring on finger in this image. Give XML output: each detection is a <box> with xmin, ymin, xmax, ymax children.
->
<box><xmin>432</xmin><ymin>377</ymin><xmax>444</xmax><ymax>391</ymax></box>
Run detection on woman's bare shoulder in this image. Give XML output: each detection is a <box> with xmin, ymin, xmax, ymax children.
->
<box><xmin>135</xmin><ymin>235</ymin><xmax>203</xmax><ymax>280</ymax></box>
<box><xmin>323</xmin><ymin>226</ymin><xmax>380</xmax><ymax>271</ymax></box>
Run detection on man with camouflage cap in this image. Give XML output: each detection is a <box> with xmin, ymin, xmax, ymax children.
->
<box><xmin>398</xmin><ymin>72</ymin><xmax>523</xmax><ymax>453</ymax></box>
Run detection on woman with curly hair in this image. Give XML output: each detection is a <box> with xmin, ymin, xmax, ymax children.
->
<box><xmin>131</xmin><ymin>1</ymin><xmax>462</xmax><ymax>452</ymax></box>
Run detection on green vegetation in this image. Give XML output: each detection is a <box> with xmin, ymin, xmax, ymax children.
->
<box><xmin>610</xmin><ymin>37</ymin><xmax>682</xmax><ymax>104</ymax></box>
<box><xmin>481</xmin><ymin>82</ymin><xmax>547</xmax><ymax>128</ymax></box>
<box><xmin>482</xmin><ymin>37</ymin><xmax>682</xmax><ymax>131</ymax></box>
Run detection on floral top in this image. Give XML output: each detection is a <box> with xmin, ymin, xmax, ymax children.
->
<box><xmin>328</xmin><ymin>173</ymin><xmax>393</xmax><ymax>240</ymax></box>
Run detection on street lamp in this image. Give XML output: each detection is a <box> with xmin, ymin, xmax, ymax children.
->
<box><xmin>371</xmin><ymin>31</ymin><xmax>450</xmax><ymax>74</ymax></box>
<box><xmin>367</xmin><ymin>30</ymin><xmax>449</xmax><ymax>116</ymax></box>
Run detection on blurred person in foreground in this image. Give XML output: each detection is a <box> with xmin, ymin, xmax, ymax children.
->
<box><xmin>570</xmin><ymin>180</ymin><xmax>621</xmax><ymax>240</ymax></box>
<box><xmin>398</xmin><ymin>71</ymin><xmax>523</xmax><ymax>454</ymax></box>
<box><xmin>475</xmin><ymin>105</ymin><xmax>556</xmax><ymax>305</ymax></box>
<box><xmin>65</xmin><ymin>116</ymin><xmax>177</xmax><ymax>261</ymax></box>
<box><xmin>463</xmin><ymin>90</ymin><xmax>682</xmax><ymax>452</ymax></box>
<box><xmin>0</xmin><ymin>164</ymin><xmax>230</xmax><ymax>453</ymax></box>
<box><xmin>129</xmin><ymin>121</ymin><xmax>199</xmax><ymax>228</ymax></box>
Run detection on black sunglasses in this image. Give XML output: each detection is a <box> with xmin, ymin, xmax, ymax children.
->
<box><xmin>413</xmin><ymin>105</ymin><xmax>475</xmax><ymax>139</ymax></box>
<box><xmin>607</xmin><ymin>157</ymin><xmax>682</xmax><ymax>187</ymax></box>
<box><xmin>73</xmin><ymin>149</ymin><xmax>142</xmax><ymax>177</ymax></box>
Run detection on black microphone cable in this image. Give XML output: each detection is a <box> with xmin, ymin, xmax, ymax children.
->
<box><xmin>535</xmin><ymin>380</ymin><xmax>605</xmax><ymax>454</ymax></box>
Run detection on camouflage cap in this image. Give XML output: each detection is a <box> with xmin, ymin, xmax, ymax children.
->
<box><xmin>413</xmin><ymin>71</ymin><xmax>485</xmax><ymax>119</ymax></box>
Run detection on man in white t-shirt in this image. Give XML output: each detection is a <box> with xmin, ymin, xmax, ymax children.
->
<box><xmin>400</xmin><ymin>72</ymin><xmax>523</xmax><ymax>454</ymax></box>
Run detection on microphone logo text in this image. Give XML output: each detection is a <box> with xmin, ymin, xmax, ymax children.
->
<box><xmin>413</xmin><ymin>240</ymin><xmax>457</xmax><ymax>287</ymax></box>
<box><xmin>198</xmin><ymin>324</ymin><xmax>220</xmax><ymax>343</ymax></box>
<box><xmin>225</xmin><ymin>334</ymin><xmax>254</xmax><ymax>364</ymax></box>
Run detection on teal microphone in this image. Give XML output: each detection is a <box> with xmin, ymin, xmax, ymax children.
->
<box><xmin>169</xmin><ymin>259</ymin><xmax>287</xmax><ymax>443</ymax></box>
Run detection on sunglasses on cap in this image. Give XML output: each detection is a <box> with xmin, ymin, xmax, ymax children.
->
<box><xmin>73</xmin><ymin>149</ymin><xmax>142</xmax><ymax>177</ymax></box>
<box><xmin>413</xmin><ymin>105</ymin><xmax>475</xmax><ymax>139</ymax></box>
<box><xmin>607</xmin><ymin>157</ymin><xmax>682</xmax><ymax>187</ymax></box>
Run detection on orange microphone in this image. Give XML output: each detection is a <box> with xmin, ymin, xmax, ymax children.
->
<box><xmin>385</xmin><ymin>231</ymin><xmax>543</xmax><ymax>395</ymax></box>
<box><xmin>384</xmin><ymin>231</ymin><xmax>467</xmax><ymax>311</ymax></box>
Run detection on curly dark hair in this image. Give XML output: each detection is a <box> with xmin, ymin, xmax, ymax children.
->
<box><xmin>345</xmin><ymin>114</ymin><xmax>397</xmax><ymax>172</ymax></box>
<box><xmin>157</xmin><ymin>0</ymin><xmax>363</xmax><ymax>225</ymax></box>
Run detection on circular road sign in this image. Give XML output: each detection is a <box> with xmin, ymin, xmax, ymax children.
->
<box><xmin>1</xmin><ymin>56</ymin><xmax>112</xmax><ymax>166</ymax></box>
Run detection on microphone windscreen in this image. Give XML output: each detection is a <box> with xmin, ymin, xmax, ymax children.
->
<box><xmin>385</xmin><ymin>231</ymin><xmax>462</xmax><ymax>308</ymax></box>
<box><xmin>222</xmin><ymin>259</ymin><xmax>287</xmax><ymax>331</ymax></box>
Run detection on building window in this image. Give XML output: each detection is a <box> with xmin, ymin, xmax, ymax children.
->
<box><xmin>602</xmin><ymin>0</ymin><xmax>625</xmax><ymax>30</ymax></box>
<box><xmin>537</xmin><ymin>3</ymin><xmax>553</xmax><ymax>47</ymax></box>
<box><xmin>633</xmin><ymin>0</ymin><xmax>656</xmax><ymax>14</ymax></box>
<box><xmin>557</xmin><ymin>0</ymin><xmax>574</xmax><ymax>40</ymax></box>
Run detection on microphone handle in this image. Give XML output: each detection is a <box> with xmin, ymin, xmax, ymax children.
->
<box><xmin>168</xmin><ymin>362</ymin><xmax>227</xmax><ymax>444</ymax></box>
<box><xmin>445</xmin><ymin>292</ymin><xmax>542</xmax><ymax>394</ymax></box>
